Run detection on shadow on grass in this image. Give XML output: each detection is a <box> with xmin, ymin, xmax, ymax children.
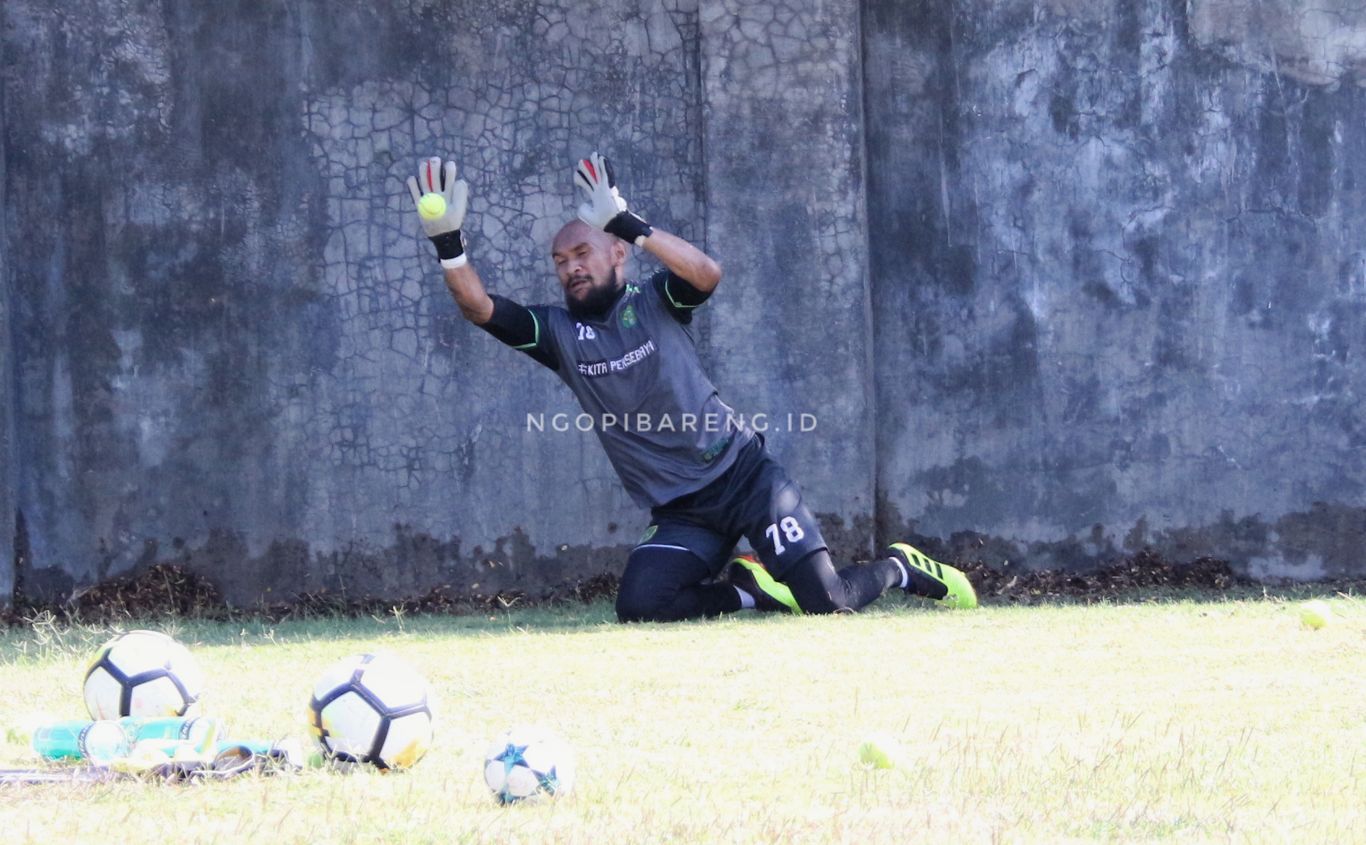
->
<box><xmin>3</xmin><ymin>553</ymin><xmax>1363</xmax><ymax>650</ymax></box>
<box><xmin>956</xmin><ymin>551</ymin><xmax>1366</xmax><ymax>608</ymax></box>
<box><xmin>0</xmin><ymin>602</ymin><xmax>629</xmax><ymax>664</ymax></box>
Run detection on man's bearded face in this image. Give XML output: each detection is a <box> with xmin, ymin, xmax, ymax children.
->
<box><xmin>553</xmin><ymin>222</ymin><xmax>625</xmax><ymax>318</ymax></box>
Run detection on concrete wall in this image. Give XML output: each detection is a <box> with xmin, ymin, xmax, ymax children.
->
<box><xmin>2</xmin><ymin>0</ymin><xmax>1364</xmax><ymax>607</ymax></box>
<box><xmin>0</xmin><ymin>26</ymin><xmax>13</xmax><ymax>605</ymax></box>
<box><xmin>2</xmin><ymin>0</ymin><xmax>707</xmax><ymax>604</ymax></box>
<box><xmin>700</xmin><ymin>0</ymin><xmax>875</xmax><ymax>559</ymax></box>
<box><xmin>866</xmin><ymin>0</ymin><xmax>1366</xmax><ymax>577</ymax></box>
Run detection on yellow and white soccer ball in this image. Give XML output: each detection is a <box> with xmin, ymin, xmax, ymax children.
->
<box><xmin>308</xmin><ymin>652</ymin><xmax>434</xmax><ymax>770</ymax></box>
<box><xmin>83</xmin><ymin>630</ymin><xmax>204</xmax><ymax>719</ymax></box>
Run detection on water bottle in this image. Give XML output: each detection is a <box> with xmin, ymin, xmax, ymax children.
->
<box><xmin>119</xmin><ymin>716</ymin><xmax>224</xmax><ymax>752</ymax></box>
<box><xmin>31</xmin><ymin>720</ymin><xmax>131</xmax><ymax>764</ymax></box>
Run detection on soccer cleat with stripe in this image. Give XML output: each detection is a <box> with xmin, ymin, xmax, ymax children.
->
<box><xmin>888</xmin><ymin>542</ymin><xmax>978</xmax><ymax>609</ymax></box>
<box><xmin>724</xmin><ymin>555</ymin><xmax>802</xmax><ymax>615</ymax></box>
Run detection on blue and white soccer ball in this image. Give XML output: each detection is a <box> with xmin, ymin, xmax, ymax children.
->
<box><xmin>308</xmin><ymin>652</ymin><xmax>434</xmax><ymax>770</ymax></box>
<box><xmin>483</xmin><ymin>725</ymin><xmax>575</xmax><ymax>804</ymax></box>
<box><xmin>83</xmin><ymin>630</ymin><xmax>204</xmax><ymax>719</ymax></box>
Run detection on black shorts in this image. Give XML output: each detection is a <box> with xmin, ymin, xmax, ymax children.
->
<box><xmin>636</xmin><ymin>435</ymin><xmax>828</xmax><ymax>579</ymax></box>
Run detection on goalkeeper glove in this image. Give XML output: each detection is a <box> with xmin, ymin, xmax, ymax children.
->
<box><xmin>573</xmin><ymin>152</ymin><xmax>653</xmax><ymax>246</ymax></box>
<box><xmin>406</xmin><ymin>156</ymin><xmax>469</xmax><ymax>269</ymax></box>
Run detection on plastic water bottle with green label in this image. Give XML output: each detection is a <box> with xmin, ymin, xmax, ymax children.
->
<box><xmin>119</xmin><ymin>716</ymin><xmax>223</xmax><ymax>750</ymax></box>
<box><xmin>31</xmin><ymin>720</ymin><xmax>131</xmax><ymax>764</ymax></box>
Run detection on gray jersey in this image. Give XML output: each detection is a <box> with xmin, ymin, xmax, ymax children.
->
<box><xmin>528</xmin><ymin>272</ymin><xmax>751</xmax><ymax>508</ymax></box>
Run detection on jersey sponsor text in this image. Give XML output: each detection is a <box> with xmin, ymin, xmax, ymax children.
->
<box><xmin>576</xmin><ymin>339</ymin><xmax>657</xmax><ymax>377</ymax></box>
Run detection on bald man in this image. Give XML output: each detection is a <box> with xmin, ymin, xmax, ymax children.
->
<box><xmin>406</xmin><ymin>153</ymin><xmax>977</xmax><ymax>621</ymax></box>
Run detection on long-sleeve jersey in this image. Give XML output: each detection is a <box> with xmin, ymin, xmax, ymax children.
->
<box><xmin>478</xmin><ymin>270</ymin><xmax>752</xmax><ymax>508</ymax></box>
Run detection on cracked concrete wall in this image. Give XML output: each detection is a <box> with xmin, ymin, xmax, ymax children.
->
<box><xmin>3</xmin><ymin>0</ymin><xmax>706</xmax><ymax>604</ymax></box>
<box><xmin>1191</xmin><ymin>0</ymin><xmax>1366</xmax><ymax>87</ymax></box>
<box><xmin>866</xmin><ymin>0</ymin><xmax>1366</xmax><ymax>577</ymax></box>
<box><xmin>699</xmin><ymin>0</ymin><xmax>876</xmax><ymax>562</ymax></box>
<box><xmin>0</xmin><ymin>26</ymin><xmax>13</xmax><ymax>607</ymax></box>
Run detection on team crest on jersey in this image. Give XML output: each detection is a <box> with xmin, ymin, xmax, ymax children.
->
<box><xmin>699</xmin><ymin>434</ymin><xmax>734</xmax><ymax>463</ymax></box>
<box><xmin>621</xmin><ymin>304</ymin><xmax>638</xmax><ymax>329</ymax></box>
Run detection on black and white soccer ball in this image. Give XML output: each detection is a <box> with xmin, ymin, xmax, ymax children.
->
<box><xmin>308</xmin><ymin>652</ymin><xmax>434</xmax><ymax>770</ymax></box>
<box><xmin>83</xmin><ymin>629</ymin><xmax>204</xmax><ymax>719</ymax></box>
<box><xmin>483</xmin><ymin>725</ymin><xmax>575</xmax><ymax>804</ymax></box>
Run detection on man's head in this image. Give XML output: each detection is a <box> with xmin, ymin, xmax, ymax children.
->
<box><xmin>552</xmin><ymin>220</ymin><xmax>626</xmax><ymax>317</ymax></box>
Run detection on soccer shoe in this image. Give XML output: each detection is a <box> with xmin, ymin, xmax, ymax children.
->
<box><xmin>888</xmin><ymin>542</ymin><xmax>978</xmax><ymax>609</ymax></box>
<box><xmin>724</xmin><ymin>555</ymin><xmax>802</xmax><ymax>615</ymax></box>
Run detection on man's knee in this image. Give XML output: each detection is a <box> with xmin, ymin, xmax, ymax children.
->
<box><xmin>781</xmin><ymin>549</ymin><xmax>849</xmax><ymax>614</ymax></box>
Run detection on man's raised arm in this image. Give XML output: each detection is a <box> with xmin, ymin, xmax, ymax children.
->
<box><xmin>406</xmin><ymin>156</ymin><xmax>494</xmax><ymax>324</ymax></box>
<box><xmin>573</xmin><ymin>151</ymin><xmax>722</xmax><ymax>294</ymax></box>
<box><xmin>407</xmin><ymin>156</ymin><xmax>558</xmax><ymax>370</ymax></box>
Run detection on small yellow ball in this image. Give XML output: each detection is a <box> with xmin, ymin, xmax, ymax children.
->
<box><xmin>1299</xmin><ymin>600</ymin><xmax>1332</xmax><ymax>630</ymax></box>
<box><xmin>858</xmin><ymin>734</ymin><xmax>899</xmax><ymax>769</ymax></box>
<box><xmin>418</xmin><ymin>192</ymin><xmax>447</xmax><ymax>220</ymax></box>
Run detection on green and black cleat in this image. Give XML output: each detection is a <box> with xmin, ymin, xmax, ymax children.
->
<box><xmin>724</xmin><ymin>555</ymin><xmax>802</xmax><ymax>615</ymax></box>
<box><xmin>888</xmin><ymin>542</ymin><xmax>978</xmax><ymax>609</ymax></box>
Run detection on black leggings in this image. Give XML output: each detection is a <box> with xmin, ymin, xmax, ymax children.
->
<box><xmin>615</xmin><ymin>543</ymin><xmax>901</xmax><ymax>622</ymax></box>
<box><xmin>614</xmin><ymin>436</ymin><xmax>901</xmax><ymax>622</ymax></box>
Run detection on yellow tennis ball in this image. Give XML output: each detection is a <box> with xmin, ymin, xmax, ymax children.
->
<box><xmin>858</xmin><ymin>734</ymin><xmax>899</xmax><ymax>770</ymax></box>
<box><xmin>1299</xmin><ymin>600</ymin><xmax>1332</xmax><ymax>630</ymax></box>
<box><xmin>418</xmin><ymin>192</ymin><xmax>447</xmax><ymax>220</ymax></box>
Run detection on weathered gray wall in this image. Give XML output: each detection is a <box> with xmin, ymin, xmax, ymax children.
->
<box><xmin>3</xmin><ymin>0</ymin><xmax>1365</xmax><ymax>607</ymax></box>
<box><xmin>2</xmin><ymin>0</ymin><xmax>706</xmax><ymax>604</ymax></box>
<box><xmin>866</xmin><ymin>0</ymin><xmax>1366</xmax><ymax>577</ymax></box>
<box><xmin>0</xmin><ymin>24</ymin><xmax>14</xmax><ymax>606</ymax></box>
<box><xmin>700</xmin><ymin>0</ymin><xmax>875</xmax><ymax>558</ymax></box>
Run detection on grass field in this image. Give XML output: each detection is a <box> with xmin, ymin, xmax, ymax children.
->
<box><xmin>0</xmin><ymin>591</ymin><xmax>1361</xmax><ymax>843</ymax></box>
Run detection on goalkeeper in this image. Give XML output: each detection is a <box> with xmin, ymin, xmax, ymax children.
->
<box><xmin>406</xmin><ymin>154</ymin><xmax>978</xmax><ymax>621</ymax></box>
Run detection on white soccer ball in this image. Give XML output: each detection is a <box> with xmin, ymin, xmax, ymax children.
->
<box><xmin>308</xmin><ymin>652</ymin><xmax>434</xmax><ymax>770</ymax></box>
<box><xmin>483</xmin><ymin>725</ymin><xmax>575</xmax><ymax>804</ymax></box>
<box><xmin>83</xmin><ymin>629</ymin><xmax>204</xmax><ymax>720</ymax></box>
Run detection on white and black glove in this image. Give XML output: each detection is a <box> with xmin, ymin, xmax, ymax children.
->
<box><xmin>574</xmin><ymin>151</ymin><xmax>653</xmax><ymax>246</ymax></box>
<box><xmin>406</xmin><ymin>156</ymin><xmax>469</xmax><ymax>269</ymax></box>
